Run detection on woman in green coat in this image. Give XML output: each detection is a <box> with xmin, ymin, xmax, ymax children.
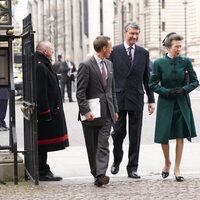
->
<box><xmin>149</xmin><ymin>33</ymin><xmax>199</xmax><ymax>182</ymax></box>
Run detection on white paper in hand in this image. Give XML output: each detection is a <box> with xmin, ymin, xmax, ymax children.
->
<box><xmin>80</xmin><ymin>98</ymin><xmax>101</xmax><ymax>121</ymax></box>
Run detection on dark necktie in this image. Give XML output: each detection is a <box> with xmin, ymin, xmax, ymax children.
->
<box><xmin>100</xmin><ymin>61</ymin><xmax>107</xmax><ymax>87</ymax></box>
<box><xmin>127</xmin><ymin>46</ymin><xmax>133</xmax><ymax>63</ymax></box>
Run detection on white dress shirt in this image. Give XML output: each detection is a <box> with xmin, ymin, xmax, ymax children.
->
<box><xmin>94</xmin><ymin>54</ymin><xmax>108</xmax><ymax>79</ymax></box>
<box><xmin>124</xmin><ymin>42</ymin><xmax>135</xmax><ymax>61</ymax></box>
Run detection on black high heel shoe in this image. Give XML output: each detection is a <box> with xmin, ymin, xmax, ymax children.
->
<box><xmin>175</xmin><ymin>175</ymin><xmax>184</xmax><ymax>182</ymax></box>
<box><xmin>161</xmin><ymin>171</ymin><xmax>169</xmax><ymax>179</ymax></box>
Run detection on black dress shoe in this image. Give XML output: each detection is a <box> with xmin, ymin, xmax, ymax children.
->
<box><xmin>39</xmin><ymin>171</ymin><xmax>62</xmax><ymax>181</ymax></box>
<box><xmin>161</xmin><ymin>171</ymin><xmax>169</xmax><ymax>179</ymax></box>
<box><xmin>111</xmin><ymin>163</ymin><xmax>119</xmax><ymax>175</ymax></box>
<box><xmin>94</xmin><ymin>175</ymin><xmax>110</xmax><ymax>187</ymax></box>
<box><xmin>175</xmin><ymin>176</ymin><xmax>184</xmax><ymax>182</ymax></box>
<box><xmin>128</xmin><ymin>171</ymin><xmax>141</xmax><ymax>179</ymax></box>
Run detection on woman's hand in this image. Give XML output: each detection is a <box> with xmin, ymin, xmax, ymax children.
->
<box><xmin>170</xmin><ymin>88</ymin><xmax>185</xmax><ymax>96</ymax></box>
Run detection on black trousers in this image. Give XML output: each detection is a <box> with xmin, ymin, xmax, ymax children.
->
<box><xmin>112</xmin><ymin>110</ymin><xmax>143</xmax><ymax>173</ymax></box>
<box><xmin>0</xmin><ymin>99</ymin><xmax>8</xmax><ymax>127</ymax></box>
<box><xmin>38</xmin><ymin>152</ymin><xmax>50</xmax><ymax>176</ymax></box>
<box><xmin>60</xmin><ymin>77</ymin><xmax>72</xmax><ymax>100</ymax></box>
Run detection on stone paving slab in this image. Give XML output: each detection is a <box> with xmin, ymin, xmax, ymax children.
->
<box><xmin>0</xmin><ymin>175</ymin><xmax>200</xmax><ymax>200</ymax></box>
<box><xmin>47</xmin><ymin>143</ymin><xmax>200</xmax><ymax>178</ymax></box>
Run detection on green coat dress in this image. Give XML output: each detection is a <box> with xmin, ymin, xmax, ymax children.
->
<box><xmin>149</xmin><ymin>55</ymin><xmax>199</xmax><ymax>144</ymax></box>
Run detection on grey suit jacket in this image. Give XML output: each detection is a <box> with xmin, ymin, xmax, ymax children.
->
<box><xmin>76</xmin><ymin>56</ymin><xmax>118</xmax><ymax>126</ymax></box>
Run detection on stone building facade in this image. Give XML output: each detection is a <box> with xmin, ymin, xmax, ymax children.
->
<box><xmin>27</xmin><ymin>0</ymin><xmax>114</xmax><ymax>66</ymax></box>
<box><xmin>114</xmin><ymin>0</ymin><xmax>200</xmax><ymax>67</ymax></box>
<box><xmin>28</xmin><ymin>0</ymin><xmax>200</xmax><ymax>67</ymax></box>
<box><xmin>141</xmin><ymin>0</ymin><xmax>200</xmax><ymax>67</ymax></box>
<box><xmin>113</xmin><ymin>0</ymin><xmax>139</xmax><ymax>44</ymax></box>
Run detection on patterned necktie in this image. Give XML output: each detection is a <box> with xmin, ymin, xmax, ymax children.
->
<box><xmin>100</xmin><ymin>61</ymin><xmax>107</xmax><ymax>87</ymax></box>
<box><xmin>127</xmin><ymin>46</ymin><xmax>133</xmax><ymax>63</ymax></box>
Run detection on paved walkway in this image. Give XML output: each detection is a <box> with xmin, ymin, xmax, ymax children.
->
<box><xmin>1</xmin><ymin>89</ymin><xmax>200</xmax><ymax>199</ymax></box>
<box><xmin>46</xmin><ymin>143</ymin><xmax>200</xmax><ymax>178</ymax></box>
<box><xmin>1</xmin><ymin>143</ymin><xmax>200</xmax><ymax>199</ymax></box>
<box><xmin>1</xmin><ymin>175</ymin><xmax>200</xmax><ymax>199</ymax></box>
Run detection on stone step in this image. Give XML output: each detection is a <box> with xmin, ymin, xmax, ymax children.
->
<box><xmin>0</xmin><ymin>151</ymin><xmax>24</xmax><ymax>181</ymax></box>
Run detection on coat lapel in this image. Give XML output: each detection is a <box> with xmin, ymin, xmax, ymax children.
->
<box><xmin>90</xmin><ymin>56</ymin><xmax>105</xmax><ymax>90</ymax></box>
<box><xmin>126</xmin><ymin>45</ymin><xmax>140</xmax><ymax>77</ymax></box>
<box><xmin>119</xmin><ymin>44</ymin><xmax>131</xmax><ymax>69</ymax></box>
<box><xmin>104</xmin><ymin>60</ymin><xmax>112</xmax><ymax>90</ymax></box>
<box><xmin>132</xmin><ymin>45</ymin><xmax>140</xmax><ymax>66</ymax></box>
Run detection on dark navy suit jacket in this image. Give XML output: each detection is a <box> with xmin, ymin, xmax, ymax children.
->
<box><xmin>110</xmin><ymin>44</ymin><xmax>155</xmax><ymax>111</ymax></box>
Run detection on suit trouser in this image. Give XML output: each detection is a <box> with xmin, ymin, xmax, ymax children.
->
<box><xmin>38</xmin><ymin>152</ymin><xmax>50</xmax><ymax>176</ymax></box>
<box><xmin>112</xmin><ymin>110</ymin><xmax>143</xmax><ymax>173</ymax></box>
<box><xmin>0</xmin><ymin>99</ymin><xmax>8</xmax><ymax>127</ymax></box>
<box><xmin>60</xmin><ymin>78</ymin><xmax>72</xmax><ymax>100</ymax></box>
<box><xmin>82</xmin><ymin>116</ymin><xmax>112</xmax><ymax>178</ymax></box>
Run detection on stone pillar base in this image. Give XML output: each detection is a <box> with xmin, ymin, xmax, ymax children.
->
<box><xmin>0</xmin><ymin>151</ymin><xmax>24</xmax><ymax>182</ymax></box>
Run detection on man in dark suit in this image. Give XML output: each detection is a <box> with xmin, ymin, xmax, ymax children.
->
<box><xmin>60</xmin><ymin>55</ymin><xmax>76</xmax><ymax>102</ymax></box>
<box><xmin>52</xmin><ymin>54</ymin><xmax>63</xmax><ymax>81</ymax></box>
<box><xmin>110</xmin><ymin>22</ymin><xmax>155</xmax><ymax>178</ymax></box>
<box><xmin>76</xmin><ymin>36</ymin><xmax>118</xmax><ymax>187</ymax></box>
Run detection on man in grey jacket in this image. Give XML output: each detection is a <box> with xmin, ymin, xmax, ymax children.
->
<box><xmin>76</xmin><ymin>36</ymin><xmax>118</xmax><ymax>187</ymax></box>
